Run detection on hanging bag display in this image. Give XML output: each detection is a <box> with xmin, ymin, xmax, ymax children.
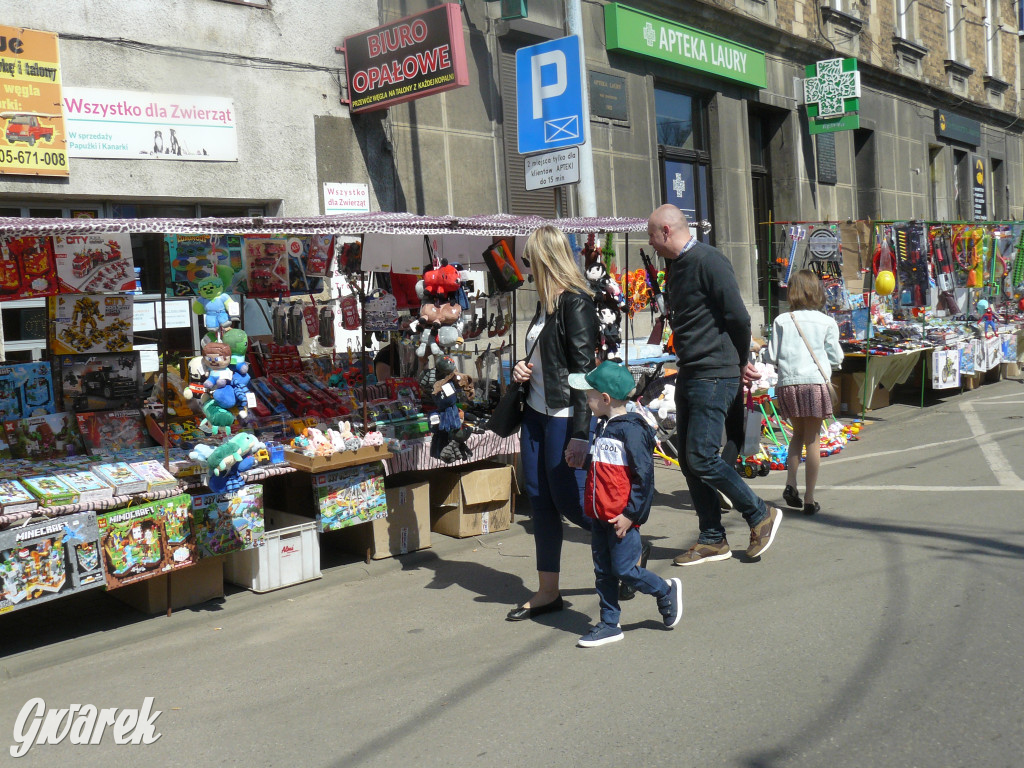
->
<box><xmin>486</xmin><ymin>336</ymin><xmax>538</xmax><ymax>438</ymax></box>
<box><xmin>789</xmin><ymin>313</ymin><xmax>839</xmax><ymax>409</ymax></box>
<box><xmin>482</xmin><ymin>239</ymin><xmax>524</xmax><ymax>292</ymax></box>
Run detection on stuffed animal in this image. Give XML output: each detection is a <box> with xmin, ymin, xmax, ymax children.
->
<box><xmin>192</xmin><ymin>266</ymin><xmax>239</xmax><ymax>336</ymax></box>
<box><xmin>597</xmin><ymin>302</ymin><xmax>622</xmax><ymax>357</ymax></box>
<box><xmin>193</xmin><ymin>433</ymin><xmax>265</xmax><ymax>494</ymax></box>
<box><xmin>200</xmin><ymin>396</ymin><xmax>235</xmax><ymax>435</ymax></box>
<box><xmin>361</xmin><ymin>430</ymin><xmax>385</xmax><ymax>447</ymax></box>
<box><xmin>337</xmin><ymin>421</ymin><xmax>363</xmax><ymax>451</ymax></box>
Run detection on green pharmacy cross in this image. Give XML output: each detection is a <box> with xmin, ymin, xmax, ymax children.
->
<box><xmin>803</xmin><ymin>58</ymin><xmax>860</xmax><ymax>134</ymax></box>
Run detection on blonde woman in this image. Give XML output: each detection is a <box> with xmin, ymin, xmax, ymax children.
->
<box><xmin>766</xmin><ymin>270</ymin><xmax>844</xmax><ymax>515</ymax></box>
<box><xmin>507</xmin><ymin>225</ymin><xmax>599</xmax><ymax>622</ymax></box>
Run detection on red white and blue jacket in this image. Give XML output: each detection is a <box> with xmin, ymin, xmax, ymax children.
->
<box><xmin>583</xmin><ymin>412</ymin><xmax>655</xmax><ymax>525</ymax></box>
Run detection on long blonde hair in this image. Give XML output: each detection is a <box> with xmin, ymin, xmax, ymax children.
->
<box><xmin>524</xmin><ymin>225</ymin><xmax>593</xmax><ymax>314</ymax></box>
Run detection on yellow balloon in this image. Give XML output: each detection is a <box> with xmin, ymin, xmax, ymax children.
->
<box><xmin>875</xmin><ymin>270</ymin><xmax>895</xmax><ymax>296</ymax></box>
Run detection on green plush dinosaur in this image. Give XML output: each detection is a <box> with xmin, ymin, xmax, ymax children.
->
<box><xmin>200</xmin><ymin>397</ymin><xmax>235</xmax><ymax>436</ymax></box>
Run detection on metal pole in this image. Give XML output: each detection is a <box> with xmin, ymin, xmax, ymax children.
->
<box><xmin>565</xmin><ymin>0</ymin><xmax>596</xmax><ymax>217</ymax></box>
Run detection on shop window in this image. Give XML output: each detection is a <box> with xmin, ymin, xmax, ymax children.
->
<box><xmin>655</xmin><ymin>86</ymin><xmax>712</xmax><ymax>243</ymax></box>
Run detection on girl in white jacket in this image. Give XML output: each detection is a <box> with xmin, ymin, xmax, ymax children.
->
<box><xmin>766</xmin><ymin>270</ymin><xmax>844</xmax><ymax>515</ymax></box>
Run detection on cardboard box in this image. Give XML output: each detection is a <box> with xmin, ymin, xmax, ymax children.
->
<box><xmin>109</xmin><ymin>555</ymin><xmax>223</xmax><ymax>615</ymax></box>
<box><xmin>430</xmin><ymin>466</ymin><xmax>512</xmax><ymax>538</ymax></box>
<box><xmin>336</xmin><ymin>482</ymin><xmax>431</xmax><ymax>560</ymax></box>
<box><xmin>840</xmin><ymin>373</ymin><xmax>890</xmax><ymax>414</ymax></box>
<box><xmin>284</xmin><ymin>445</ymin><xmax>392</xmax><ymax>472</ymax></box>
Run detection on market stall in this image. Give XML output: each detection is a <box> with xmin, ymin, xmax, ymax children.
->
<box><xmin>0</xmin><ymin>211</ymin><xmax>647</xmax><ymax>616</ymax></box>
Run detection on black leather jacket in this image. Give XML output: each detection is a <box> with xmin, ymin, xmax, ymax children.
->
<box><xmin>524</xmin><ymin>290</ymin><xmax>598</xmax><ymax>439</ymax></box>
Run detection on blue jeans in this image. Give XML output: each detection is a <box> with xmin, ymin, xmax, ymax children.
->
<box><xmin>521</xmin><ymin>405</ymin><xmax>590</xmax><ymax>573</ymax></box>
<box><xmin>675</xmin><ymin>377</ymin><xmax>768</xmax><ymax>544</ymax></box>
<box><xmin>591</xmin><ymin>521</ymin><xmax>669</xmax><ymax>625</ymax></box>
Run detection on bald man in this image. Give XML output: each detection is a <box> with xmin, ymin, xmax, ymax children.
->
<box><xmin>647</xmin><ymin>204</ymin><xmax>783</xmax><ymax>564</ymax></box>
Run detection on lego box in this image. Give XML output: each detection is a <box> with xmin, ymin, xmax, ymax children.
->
<box><xmin>312</xmin><ymin>460</ymin><xmax>387</xmax><ymax>532</ymax></box>
<box><xmin>49</xmin><ymin>293</ymin><xmax>134</xmax><ymax>354</ymax></box>
<box><xmin>0</xmin><ymin>478</ymin><xmax>39</xmax><ymax>514</ymax></box>
<box><xmin>129</xmin><ymin>460</ymin><xmax>179</xmax><ymax>491</ymax></box>
<box><xmin>4</xmin><ymin>412</ymin><xmax>86</xmax><ymax>460</ymax></box>
<box><xmin>58</xmin><ymin>352</ymin><xmax>142</xmax><ymax>412</ymax></box>
<box><xmin>96</xmin><ymin>493</ymin><xmax>197</xmax><ymax>589</ymax></box>
<box><xmin>56</xmin><ymin>469</ymin><xmax>115</xmax><ymax>503</ymax></box>
<box><xmin>0</xmin><ymin>511</ymin><xmax>106</xmax><ymax>614</ymax></box>
<box><xmin>22</xmin><ymin>474</ymin><xmax>80</xmax><ymax>507</ymax></box>
<box><xmin>91</xmin><ymin>461</ymin><xmax>148</xmax><ymax>496</ymax></box>
<box><xmin>0</xmin><ymin>235</ymin><xmax>58</xmax><ymax>300</ymax></box>
<box><xmin>77</xmin><ymin>409</ymin><xmax>152</xmax><ymax>453</ymax></box>
<box><xmin>0</xmin><ymin>361</ymin><xmax>56</xmax><ymax>421</ymax></box>
<box><xmin>191</xmin><ymin>485</ymin><xmax>265</xmax><ymax>557</ymax></box>
<box><xmin>52</xmin><ymin>233</ymin><xmax>136</xmax><ymax>293</ymax></box>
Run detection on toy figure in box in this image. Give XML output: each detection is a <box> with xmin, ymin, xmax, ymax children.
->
<box><xmin>192</xmin><ymin>266</ymin><xmax>239</xmax><ymax>338</ymax></box>
<box><xmin>50</xmin><ymin>294</ymin><xmax>134</xmax><ymax>355</ymax></box>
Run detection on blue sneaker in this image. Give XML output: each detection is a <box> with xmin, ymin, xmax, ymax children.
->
<box><xmin>658</xmin><ymin>577</ymin><xmax>683</xmax><ymax>628</ymax></box>
<box><xmin>577</xmin><ymin>622</ymin><xmax>624</xmax><ymax>648</ymax></box>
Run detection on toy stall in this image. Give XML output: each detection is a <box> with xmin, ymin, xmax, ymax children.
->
<box><xmin>766</xmin><ymin>219</ymin><xmax>1024</xmax><ymax>415</ymax></box>
<box><xmin>0</xmin><ymin>211</ymin><xmax>646</xmax><ymax>619</ymax></box>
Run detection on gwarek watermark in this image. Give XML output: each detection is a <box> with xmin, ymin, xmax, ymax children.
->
<box><xmin>10</xmin><ymin>697</ymin><xmax>162</xmax><ymax>758</ymax></box>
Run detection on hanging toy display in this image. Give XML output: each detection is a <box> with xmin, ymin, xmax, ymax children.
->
<box><xmin>189</xmin><ymin>433</ymin><xmax>265</xmax><ymax>495</ymax></box>
<box><xmin>409</xmin><ymin>258</ymin><xmax>465</xmax><ymax>359</ymax></box>
<box><xmin>192</xmin><ymin>266</ymin><xmax>239</xmax><ymax>338</ymax></box>
<box><xmin>977</xmin><ymin>298</ymin><xmax>998</xmax><ymax>337</ymax></box>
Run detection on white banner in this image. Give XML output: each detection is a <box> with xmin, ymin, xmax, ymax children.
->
<box><xmin>62</xmin><ymin>87</ymin><xmax>237</xmax><ymax>161</ymax></box>
<box><xmin>324</xmin><ymin>182</ymin><xmax>370</xmax><ymax>214</ymax></box>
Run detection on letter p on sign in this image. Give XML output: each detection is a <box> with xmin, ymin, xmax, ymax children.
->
<box><xmin>531</xmin><ymin>51</ymin><xmax>566</xmax><ymax>119</ymax></box>
<box><xmin>516</xmin><ymin>35</ymin><xmax>585</xmax><ymax>155</ymax></box>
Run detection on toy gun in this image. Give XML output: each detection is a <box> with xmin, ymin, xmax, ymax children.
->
<box><xmin>929</xmin><ymin>227</ymin><xmax>960</xmax><ymax>315</ymax></box>
<box><xmin>1013</xmin><ymin>229</ymin><xmax>1024</xmax><ymax>289</ymax></box>
<box><xmin>781</xmin><ymin>226</ymin><xmax>806</xmax><ymax>287</ymax></box>
<box><xmin>639</xmin><ymin>248</ymin><xmax>667</xmax><ymax>317</ymax></box>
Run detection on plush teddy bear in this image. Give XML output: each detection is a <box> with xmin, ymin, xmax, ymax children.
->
<box><xmin>361</xmin><ymin>430</ymin><xmax>385</xmax><ymax>447</ymax></box>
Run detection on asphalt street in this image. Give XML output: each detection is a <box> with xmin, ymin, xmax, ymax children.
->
<box><xmin>2</xmin><ymin>380</ymin><xmax>1023</xmax><ymax>767</ymax></box>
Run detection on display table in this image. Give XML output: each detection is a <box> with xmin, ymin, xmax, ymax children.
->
<box><xmin>384</xmin><ymin>430</ymin><xmax>519</xmax><ymax>474</ymax></box>
<box><xmin>843</xmin><ymin>347</ymin><xmax>932</xmax><ymax>410</ymax></box>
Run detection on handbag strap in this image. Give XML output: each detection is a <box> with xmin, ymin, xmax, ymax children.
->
<box><xmin>789</xmin><ymin>312</ymin><xmax>832</xmax><ymax>385</ymax></box>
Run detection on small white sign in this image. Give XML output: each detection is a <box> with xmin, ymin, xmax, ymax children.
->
<box><xmin>324</xmin><ymin>182</ymin><xmax>370</xmax><ymax>214</ymax></box>
<box><xmin>524</xmin><ymin>146</ymin><xmax>580</xmax><ymax>191</ymax></box>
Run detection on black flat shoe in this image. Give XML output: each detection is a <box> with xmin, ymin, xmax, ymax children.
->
<box><xmin>783</xmin><ymin>485</ymin><xmax>802</xmax><ymax>509</ymax></box>
<box><xmin>803</xmin><ymin>501</ymin><xmax>820</xmax><ymax>515</ymax></box>
<box><xmin>619</xmin><ymin>540</ymin><xmax>652</xmax><ymax>601</ymax></box>
<box><xmin>506</xmin><ymin>595</ymin><xmax>564</xmax><ymax>621</ymax></box>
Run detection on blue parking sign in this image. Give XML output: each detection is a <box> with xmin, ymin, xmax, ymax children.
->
<box><xmin>516</xmin><ymin>36</ymin><xmax>585</xmax><ymax>155</ymax></box>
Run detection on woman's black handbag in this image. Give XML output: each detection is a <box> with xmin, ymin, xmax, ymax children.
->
<box><xmin>486</xmin><ymin>339</ymin><xmax>538</xmax><ymax>438</ymax></box>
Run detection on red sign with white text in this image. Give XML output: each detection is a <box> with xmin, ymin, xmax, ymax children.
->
<box><xmin>343</xmin><ymin>3</ymin><xmax>468</xmax><ymax>113</ymax></box>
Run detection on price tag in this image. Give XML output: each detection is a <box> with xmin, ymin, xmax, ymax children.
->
<box><xmin>441</xmin><ymin>382</ymin><xmax>456</xmax><ymax>398</ymax></box>
<box><xmin>246</xmin><ymin>392</ymin><xmax>257</xmax><ymax>408</ymax></box>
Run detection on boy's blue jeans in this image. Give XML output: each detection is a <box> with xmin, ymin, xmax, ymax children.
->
<box><xmin>675</xmin><ymin>376</ymin><xmax>768</xmax><ymax>544</ymax></box>
<box><xmin>591</xmin><ymin>520</ymin><xmax>669</xmax><ymax>626</ymax></box>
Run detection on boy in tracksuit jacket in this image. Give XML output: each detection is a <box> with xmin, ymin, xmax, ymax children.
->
<box><xmin>568</xmin><ymin>361</ymin><xmax>683</xmax><ymax>648</ymax></box>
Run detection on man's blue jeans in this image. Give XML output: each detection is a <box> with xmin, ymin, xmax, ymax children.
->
<box><xmin>591</xmin><ymin>521</ymin><xmax>669</xmax><ymax>626</ymax></box>
<box><xmin>675</xmin><ymin>376</ymin><xmax>768</xmax><ymax>544</ymax></box>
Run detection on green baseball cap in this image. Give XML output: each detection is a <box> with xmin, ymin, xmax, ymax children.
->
<box><xmin>567</xmin><ymin>361</ymin><xmax>636</xmax><ymax>400</ymax></box>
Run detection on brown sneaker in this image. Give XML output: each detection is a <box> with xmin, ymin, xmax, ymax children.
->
<box><xmin>746</xmin><ymin>506</ymin><xmax>783</xmax><ymax>558</ymax></box>
<box><xmin>672</xmin><ymin>540</ymin><xmax>731</xmax><ymax>566</ymax></box>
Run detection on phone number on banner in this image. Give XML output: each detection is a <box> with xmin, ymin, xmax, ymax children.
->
<box><xmin>0</xmin><ymin>147</ymin><xmax>67</xmax><ymax>172</ymax></box>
